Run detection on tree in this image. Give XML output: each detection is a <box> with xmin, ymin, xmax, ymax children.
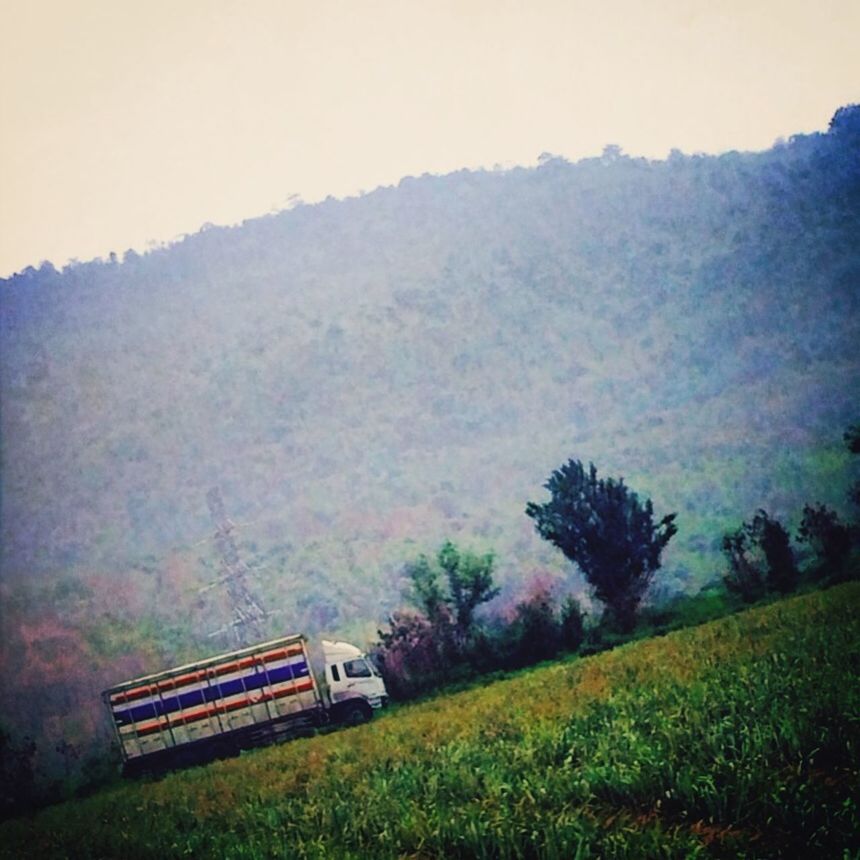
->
<box><xmin>0</xmin><ymin>724</ymin><xmax>38</xmax><ymax>819</ymax></box>
<box><xmin>436</xmin><ymin>541</ymin><xmax>499</xmax><ymax>646</ymax></box>
<box><xmin>722</xmin><ymin>510</ymin><xmax>798</xmax><ymax>599</ymax></box>
<box><xmin>845</xmin><ymin>423</ymin><xmax>860</xmax><ymax>510</ymax></box>
<box><xmin>403</xmin><ymin>540</ymin><xmax>499</xmax><ymax>651</ymax></box>
<box><xmin>405</xmin><ymin>554</ymin><xmax>449</xmax><ymax>626</ymax></box>
<box><xmin>560</xmin><ymin>595</ymin><xmax>586</xmax><ymax>652</ymax></box>
<box><xmin>844</xmin><ymin>423</ymin><xmax>860</xmax><ymax>454</ymax></box>
<box><xmin>376</xmin><ymin>541</ymin><xmax>499</xmax><ymax>697</ymax></box>
<box><xmin>721</xmin><ymin>527</ymin><xmax>766</xmax><ymax>602</ymax></box>
<box><xmin>526</xmin><ymin>460</ymin><xmax>677</xmax><ymax>632</ymax></box>
<box><xmin>798</xmin><ymin>504</ymin><xmax>851</xmax><ymax>580</ymax></box>
<box><xmin>829</xmin><ymin>104</ymin><xmax>860</xmax><ymax>138</ymax></box>
<box><xmin>754</xmin><ymin>511</ymin><xmax>798</xmax><ymax>594</ymax></box>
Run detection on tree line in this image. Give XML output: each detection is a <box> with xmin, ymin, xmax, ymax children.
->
<box><xmin>374</xmin><ymin>423</ymin><xmax>860</xmax><ymax>700</ymax></box>
<box><xmin>721</xmin><ymin>423</ymin><xmax>860</xmax><ymax>601</ymax></box>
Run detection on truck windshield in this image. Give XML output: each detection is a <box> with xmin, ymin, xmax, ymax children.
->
<box><xmin>343</xmin><ymin>658</ymin><xmax>372</xmax><ymax>678</ymax></box>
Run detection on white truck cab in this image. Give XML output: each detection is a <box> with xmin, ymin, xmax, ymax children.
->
<box><xmin>322</xmin><ymin>640</ymin><xmax>388</xmax><ymax>723</ymax></box>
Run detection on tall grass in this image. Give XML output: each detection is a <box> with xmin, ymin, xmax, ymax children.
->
<box><xmin>2</xmin><ymin>583</ymin><xmax>858</xmax><ymax>858</ymax></box>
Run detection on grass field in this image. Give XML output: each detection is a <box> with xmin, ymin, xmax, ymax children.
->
<box><xmin>2</xmin><ymin>583</ymin><xmax>858</xmax><ymax>859</ymax></box>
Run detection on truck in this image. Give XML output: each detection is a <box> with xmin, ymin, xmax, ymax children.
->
<box><xmin>102</xmin><ymin>634</ymin><xmax>388</xmax><ymax>776</ymax></box>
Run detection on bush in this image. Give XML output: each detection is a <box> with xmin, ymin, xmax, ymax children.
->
<box><xmin>0</xmin><ymin>725</ymin><xmax>38</xmax><ymax>821</ymax></box>
<box><xmin>560</xmin><ymin>595</ymin><xmax>586</xmax><ymax>652</ymax></box>
<box><xmin>509</xmin><ymin>584</ymin><xmax>562</xmax><ymax>667</ymax></box>
<box><xmin>374</xmin><ymin>609</ymin><xmax>452</xmax><ymax>700</ymax></box>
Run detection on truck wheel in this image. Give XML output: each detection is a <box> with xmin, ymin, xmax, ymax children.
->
<box><xmin>341</xmin><ymin>701</ymin><xmax>372</xmax><ymax>726</ymax></box>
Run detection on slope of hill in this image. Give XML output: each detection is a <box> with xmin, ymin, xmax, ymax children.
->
<box><xmin>2</xmin><ymin>583</ymin><xmax>858</xmax><ymax>858</ymax></box>
<box><xmin>3</xmin><ymin>108</ymin><xmax>859</xmax><ymax>603</ymax></box>
<box><xmin>1</xmin><ymin>107</ymin><xmax>858</xmax><ymax>800</ymax></box>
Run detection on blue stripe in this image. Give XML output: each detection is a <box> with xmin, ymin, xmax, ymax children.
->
<box><xmin>113</xmin><ymin>661</ymin><xmax>310</xmax><ymax>725</ymax></box>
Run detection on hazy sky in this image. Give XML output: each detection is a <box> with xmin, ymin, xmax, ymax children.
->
<box><xmin>1</xmin><ymin>0</ymin><xmax>858</xmax><ymax>278</ymax></box>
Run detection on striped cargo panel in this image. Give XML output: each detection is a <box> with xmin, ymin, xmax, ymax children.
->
<box><xmin>106</xmin><ymin>639</ymin><xmax>318</xmax><ymax>760</ymax></box>
<box><xmin>108</xmin><ymin>642</ymin><xmax>306</xmax><ymax>707</ymax></box>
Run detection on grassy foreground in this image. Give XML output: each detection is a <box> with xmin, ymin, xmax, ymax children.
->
<box><xmin>2</xmin><ymin>584</ymin><xmax>859</xmax><ymax>859</ymax></box>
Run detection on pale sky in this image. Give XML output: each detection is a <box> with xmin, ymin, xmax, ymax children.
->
<box><xmin>1</xmin><ymin>0</ymin><xmax>858</xmax><ymax>278</ymax></box>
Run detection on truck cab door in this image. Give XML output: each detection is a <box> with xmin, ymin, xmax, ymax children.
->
<box><xmin>327</xmin><ymin>657</ymin><xmax>387</xmax><ymax>708</ymax></box>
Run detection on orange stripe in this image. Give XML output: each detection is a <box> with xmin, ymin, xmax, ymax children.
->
<box><xmin>133</xmin><ymin>679</ymin><xmax>315</xmax><ymax>737</ymax></box>
<box><xmin>111</xmin><ymin>645</ymin><xmax>305</xmax><ymax>704</ymax></box>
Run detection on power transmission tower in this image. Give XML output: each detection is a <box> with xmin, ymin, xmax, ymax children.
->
<box><xmin>204</xmin><ymin>486</ymin><xmax>268</xmax><ymax>646</ymax></box>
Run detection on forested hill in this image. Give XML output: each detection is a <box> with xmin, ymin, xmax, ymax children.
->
<box><xmin>2</xmin><ymin>106</ymin><xmax>859</xmax><ymax>634</ymax></box>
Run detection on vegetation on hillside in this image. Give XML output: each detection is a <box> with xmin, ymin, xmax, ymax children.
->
<box><xmin>2</xmin><ymin>106</ymin><xmax>858</xmax><ymax>597</ymax></box>
<box><xmin>1</xmin><ymin>105</ymin><xmax>858</xmax><ymax>814</ymax></box>
<box><xmin>373</xmin><ymin>427</ymin><xmax>858</xmax><ymax>704</ymax></box>
<box><xmin>2</xmin><ymin>584</ymin><xmax>858</xmax><ymax>858</ymax></box>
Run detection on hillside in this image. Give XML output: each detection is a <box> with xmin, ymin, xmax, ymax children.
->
<box><xmin>2</xmin><ymin>583</ymin><xmax>858</xmax><ymax>858</ymax></box>
<box><xmin>3</xmin><ymin>109</ymin><xmax>859</xmax><ymax>598</ymax></box>
<box><xmin>1</xmin><ymin>106</ymin><xmax>859</xmax><ymax>800</ymax></box>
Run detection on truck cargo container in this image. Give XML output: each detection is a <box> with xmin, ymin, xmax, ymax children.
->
<box><xmin>102</xmin><ymin>634</ymin><xmax>387</xmax><ymax>775</ymax></box>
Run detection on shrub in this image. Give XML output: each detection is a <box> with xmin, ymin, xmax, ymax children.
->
<box><xmin>374</xmin><ymin>609</ymin><xmax>452</xmax><ymax>699</ymax></box>
<box><xmin>509</xmin><ymin>583</ymin><xmax>562</xmax><ymax>667</ymax></box>
<box><xmin>559</xmin><ymin>595</ymin><xmax>586</xmax><ymax>652</ymax></box>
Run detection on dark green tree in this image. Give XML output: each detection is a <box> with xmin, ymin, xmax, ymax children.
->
<box><xmin>0</xmin><ymin>724</ymin><xmax>38</xmax><ymax>819</ymax></box>
<box><xmin>845</xmin><ymin>423</ymin><xmax>860</xmax><ymax>510</ymax></box>
<box><xmin>753</xmin><ymin>510</ymin><xmax>798</xmax><ymax>594</ymax></box>
<box><xmin>526</xmin><ymin>460</ymin><xmax>677</xmax><ymax>632</ymax></box>
<box><xmin>722</xmin><ymin>509</ymin><xmax>798</xmax><ymax>599</ymax></box>
<box><xmin>845</xmin><ymin>423</ymin><xmax>860</xmax><ymax>454</ymax></box>
<box><xmin>510</xmin><ymin>586</ymin><xmax>561</xmax><ymax>666</ymax></box>
<box><xmin>798</xmin><ymin>504</ymin><xmax>852</xmax><ymax>580</ymax></box>
<box><xmin>559</xmin><ymin>595</ymin><xmax>586</xmax><ymax>652</ymax></box>
<box><xmin>721</xmin><ymin>527</ymin><xmax>766</xmax><ymax>602</ymax></box>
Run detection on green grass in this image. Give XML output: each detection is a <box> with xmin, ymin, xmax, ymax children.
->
<box><xmin>3</xmin><ymin>583</ymin><xmax>859</xmax><ymax>859</ymax></box>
